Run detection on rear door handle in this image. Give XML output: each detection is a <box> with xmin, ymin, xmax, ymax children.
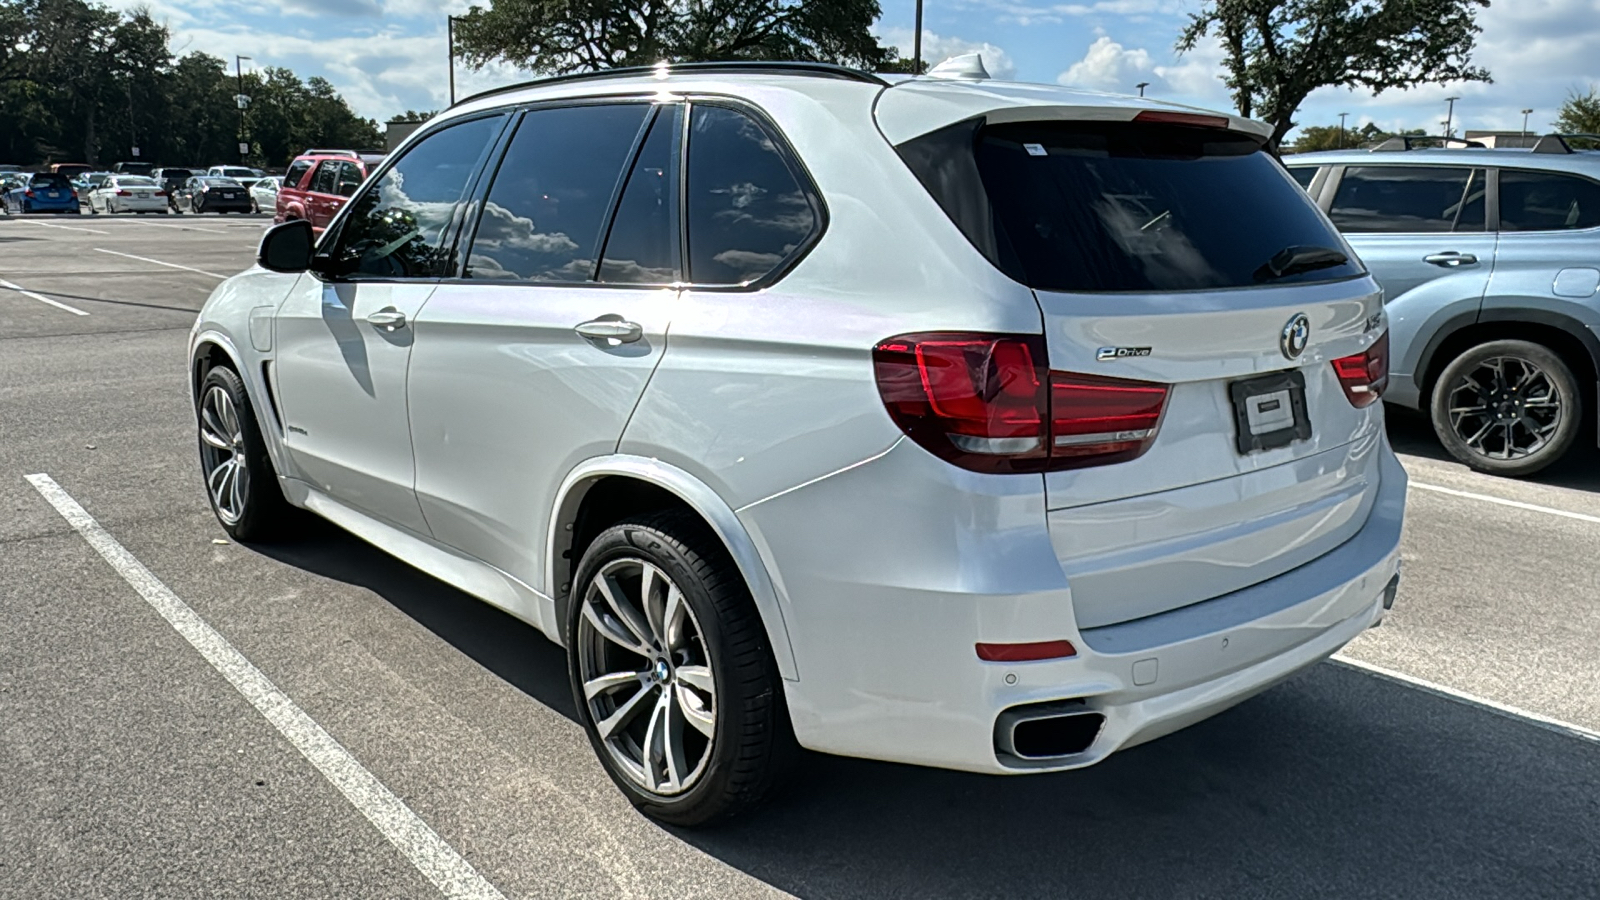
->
<box><xmin>1423</xmin><ymin>252</ymin><xmax>1479</xmax><ymax>267</ymax></box>
<box><xmin>574</xmin><ymin>316</ymin><xmax>644</xmax><ymax>344</ymax></box>
<box><xmin>365</xmin><ymin>307</ymin><xmax>408</xmax><ymax>331</ymax></box>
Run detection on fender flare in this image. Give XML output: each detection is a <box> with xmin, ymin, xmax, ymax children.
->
<box><xmin>189</xmin><ymin>329</ymin><xmax>293</xmax><ymax>476</ymax></box>
<box><xmin>548</xmin><ymin>455</ymin><xmax>800</xmax><ymax>681</ymax></box>
<box><xmin>1416</xmin><ymin>308</ymin><xmax>1600</xmax><ymax>399</ymax></box>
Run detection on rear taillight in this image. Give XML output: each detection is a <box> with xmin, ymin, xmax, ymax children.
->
<box><xmin>1331</xmin><ymin>331</ymin><xmax>1389</xmax><ymax>408</ymax></box>
<box><xmin>1133</xmin><ymin>110</ymin><xmax>1230</xmax><ymax>129</ymax></box>
<box><xmin>154</xmin><ymin>190</ymin><xmax>166</xmax><ymax>197</ymax></box>
<box><xmin>24</xmin><ymin>190</ymin><xmax>34</xmax><ymax>198</ymax></box>
<box><xmin>873</xmin><ymin>332</ymin><xmax>1169</xmax><ymax>473</ymax></box>
<box><xmin>116</xmin><ymin>190</ymin><xmax>132</xmax><ymax>196</ymax></box>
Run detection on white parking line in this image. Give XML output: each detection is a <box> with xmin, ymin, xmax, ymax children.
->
<box><xmin>0</xmin><ymin>277</ymin><xmax>89</xmax><ymax>316</ymax></box>
<box><xmin>1409</xmin><ymin>481</ymin><xmax>1600</xmax><ymax>526</ymax></box>
<box><xmin>25</xmin><ymin>474</ymin><xmax>508</xmax><ymax>900</ymax></box>
<box><xmin>13</xmin><ymin>219</ymin><xmax>110</xmax><ymax>235</ymax></box>
<box><xmin>1332</xmin><ymin>655</ymin><xmax>1600</xmax><ymax>745</ymax></box>
<box><xmin>93</xmin><ymin>247</ymin><xmax>227</xmax><ymax>279</ymax></box>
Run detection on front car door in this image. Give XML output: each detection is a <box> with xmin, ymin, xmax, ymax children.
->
<box><xmin>407</xmin><ymin>100</ymin><xmax>679</xmax><ymax>596</ymax></box>
<box><xmin>271</xmin><ymin>114</ymin><xmax>507</xmax><ymax>533</ymax></box>
<box><xmin>1326</xmin><ymin>164</ymin><xmax>1498</xmax><ymax>406</ymax></box>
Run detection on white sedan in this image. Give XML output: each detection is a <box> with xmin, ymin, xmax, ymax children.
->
<box><xmin>88</xmin><ymin>176</ymin><xmax>167</xmax><ymax>215</ymax></box>
<box><xmin>248</xmin><ymin>176</ymin><xmax>281</xmax><ymax>214</ymax></box>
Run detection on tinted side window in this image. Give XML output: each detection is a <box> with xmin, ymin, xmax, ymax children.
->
<box><xmin>1330</xmin><ymin>166</ymin><xmax>1484</xmax><ymax>233</ymax></box>
<box><xmin>325</xmin><ymin>115</ymin><xmax>502</xmax><ymax>279</ymax></box>
<box><xmin>686</xmin><ymin>105</ymin><xmax>818</xmax><ymax>286</ymax></box>
<box><xmin>337</xmin><ymin>161</ymin><xmax>364</xmax><ymax>197</ymax></box>
<box><xmin>284</xmin><ymin>161</ymin><xmax>312</xmax><ymax>189</ymax></box>
<box><xmin>310</xmin><ymin>161</ymin><xmax>339</xmax><ymax>195</ymax></box>
<box><xmin>1499</xmin><ymin>170</ymin><xmax>1600</xmax><ymax>231</ymax></box>
<box><xmin>467</xmin><ymin>104</ymin><xmax>650</xmax><ymax>282</ymax></box>
<box><xmin>599</xmin><ymin>105</ymin><xmax>681</xmax><ymax>284</ymax></box>
<box><xmin>1289</xmin><ymin>166</ymin><xmax>1318</xmax><ymax>190</ymax></box>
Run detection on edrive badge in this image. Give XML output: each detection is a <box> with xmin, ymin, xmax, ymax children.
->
<box><xmin>1280</xmin><ymin>313</ymin><xmax>1311</xmax><ymax>360</ymax></box>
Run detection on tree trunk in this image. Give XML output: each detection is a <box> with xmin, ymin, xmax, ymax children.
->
<box><xmin>84</xmin><ymin>106</ymin><xmax>98</xmax><ymax>165</ymax></box>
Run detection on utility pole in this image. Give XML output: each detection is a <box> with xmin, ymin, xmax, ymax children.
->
<box><xmin>448</xmin><ymin>16</ymin><xmax>461</xmax><ymax>104</ymax></box>
<box><xmin>1338</xmin><ymin>112</ymin><xmax>1348</xmax><ymax>148</ymax></box>
<box><xmin>235</xmin><ymin>55</ymin><xmax>252</xmax><ymax>164</ymax></box>
<box><xmin>127</xmin><ymin>79</ymin><xmax>137</xmax><ymax>159</ymax></box>
<box><xmin>1136</xmin><ymin>82</ymin><xmax>1149</xmax><ymax>97</ymax></box>
<box><xmin>912</xmin><ymin>0</ymin><xmax>923</xmax><ymax>74</ymax></box>
<box><xmin>1521</xmin><ymin>108</ymin><xmax>1533</xmax><ymax>143</ymax></box>
<box><xmin>1443</xmin><ymin>96</ymin><xmax>1460</xmax><ymax>139</ymax></box>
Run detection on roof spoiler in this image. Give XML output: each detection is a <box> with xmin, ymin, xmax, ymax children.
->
<box><xmin>1531</xmin><ymin>133</ymin><xmax>1600</xmax><ymax>154</ymax></box>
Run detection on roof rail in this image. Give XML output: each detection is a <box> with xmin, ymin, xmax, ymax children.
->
<box><xmin>1370</xmin><ymin>135</ymin><xmax>1487</xmax><ymax>151</ymax></box>
<box><xmin>302</xmin><ymin>148</ymin><xmax>359</xmax><ymax>158</ymax></box>
<box><xmin>452</xmin><ymin>60</ymin><xmax>887</xmax><ymax>109</ymax></box>
<box><xmin>1532</xmin><ymin>133</ymin><xmax>1600</xmax><ymax>154</ymax></box>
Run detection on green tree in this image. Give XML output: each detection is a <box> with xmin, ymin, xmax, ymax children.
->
<box><xmin>1553</xmin><ymin>86</ymin><xmax>1600</xmax><ymax>147</ymax></box>
<box><xmin>453</xmin><ymin>0</ymin><xmax>895</xmax><ymax>75</ymax></box>
<box><xmin>391</xmin><ymin>109</ymin><xmax>436</xmax><ymax>123</ymax></box>
<box><xmin>1177</xmin><ymin>0</ymin><xmax>1493</xmax><ymax>146</ymax></box>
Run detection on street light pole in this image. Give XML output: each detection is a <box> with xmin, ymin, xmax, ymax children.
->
<box><xmin>1338</xmin><ymin>112</ymin><xmax>1348</xmax><ymax>148</ymax></box>
<box><xmin>1443</xmin><ymin>96</ymin><xmax>1460</xmax><ymax>139</ymax></box>
<box><xmin>1521</xmin><ymin>108</ymin><xmax>1533</xmax><ymax>143</ymax></box>
<box><xmin>235</xmin><ymin>55</ymin><xmax>252</xmax><ymax>164</ymax></box>
<box><xmin>1135</xmin><ymin>82</ymin><xmax>1149</xmax><ymax>97</ymax></box>
<box><xmin>448</xmin><ymin>16</ymin><xmax>459</xmax><ymax>105</ymax></box>
<box><xmin>912</xmin><ymin>0</ymin><xmax>923</xmax><ymax>74</ymax></box>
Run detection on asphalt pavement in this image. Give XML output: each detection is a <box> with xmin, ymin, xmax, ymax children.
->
<box><xmin>1</xmin><ymin>212</ymin><xmax>1596</xmax><ymax>899</ymax></box>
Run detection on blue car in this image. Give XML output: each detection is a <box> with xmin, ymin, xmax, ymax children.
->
<box><xmin>3</xmin><ymin>172</ymin><xmax>81</xmax><ymax>214</ymax></box>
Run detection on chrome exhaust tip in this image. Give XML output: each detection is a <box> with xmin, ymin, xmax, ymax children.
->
<box><xmin>995</xmin><ymin>700</ymin><xmax>1106</xmax><ymax>763</ymax></box>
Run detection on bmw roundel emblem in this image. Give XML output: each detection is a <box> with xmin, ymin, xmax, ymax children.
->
<box><xmin>1280</xmin><ymin>313</ymin><xmax>1311</xmax><ymax>360</ymax></box>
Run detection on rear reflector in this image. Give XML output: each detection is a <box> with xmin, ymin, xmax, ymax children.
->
<box><xmin>1133</xmin><ymin>110</ymin><xmax>1230</xmax><ymax>129</ymax></box>
<box><xmin>977</xmin><ymin>640</ymin><xmax>1078</xmax><ymax>662</ymax></box>
<box><xmin>1331</xmin><ymin>331</ymin><xmax>1389</xmax><ymax>408</ymax></box>
<box><xmin>874</xmin><ymin>332</ymin><xmax>1168</xmax><ymax>473</ymax></box>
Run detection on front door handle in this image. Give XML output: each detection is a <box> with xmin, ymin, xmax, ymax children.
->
<box><xmin>574</xmin><ymin>316</ymin><xmax>644</xmax><ymax>344</ymax></box>
<box><xmin>1423</xmin><ymin>252</ymin><xmax>1479</xmax><ymax>267</ymax></box>
<box><xmin>365</xmin><ymin>307</ymin><xmax>408</xmax><ymax>331</ymax></box>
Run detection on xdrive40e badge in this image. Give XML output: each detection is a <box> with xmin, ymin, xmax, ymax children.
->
<box><xmin>1280</xmin><ymin>313</ymin><xmax>1311</xmax><ymax>360</ymax></box>
<box><xmin>1097</xmin><ymin>346</ymin><xmax>1152</xmax><ymax>361</ymax></box>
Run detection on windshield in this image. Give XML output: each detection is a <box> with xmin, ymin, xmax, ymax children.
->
<box><xmin>899</xmin><ymin>119</ymin><xmax>1363</xmax><ymax>293</ymax></box>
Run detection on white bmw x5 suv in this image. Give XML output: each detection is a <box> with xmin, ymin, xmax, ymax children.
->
<box><xmin>189</xmin><ymin>60</ymin><xmax>1406</xmax><ymax>825</ymax></box>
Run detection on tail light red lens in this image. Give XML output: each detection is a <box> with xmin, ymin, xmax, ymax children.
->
<box><xmin>1133</xmin><ymin>110</ymin><xmax>1230</xmax><ymax>129</ymax></box>
<box><xmin>24</xmin><ymin>190</ymin><xmax>35</xmax><ymax>198</ymax></box>
<box><xmin>873</xmin><ymin>332</ymin><xmax>1169</xmax><ymax>473</ymax></box>
<box><xmin>154</xmin><ymin>190</ymin><xmax>167</xmax><ymax>197</ymax></box>
<box><xmin>116</xmin><ymin>190</ymin><xmax>132</xmax><ymax>196</ymax></box>
<box><xmin>1331</xmin><ymin>331</ymin><xmax>1389</xmax><ymax>408</ymax></box>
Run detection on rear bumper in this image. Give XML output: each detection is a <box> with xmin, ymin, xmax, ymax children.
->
<box><xmin>747</xmin><ymin>433</ymin><xmax>1406</xmax><ymax>774</ymax></box>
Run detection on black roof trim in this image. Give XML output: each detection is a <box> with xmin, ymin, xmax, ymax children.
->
<box><xmin>452</xmin><ymin>61</ymin><xmax>887</xmax><ymax>109</ymax></box>
<box><xmin>1371</xmin><ymin>135</ymin><xmax>1487</xmax><ymax>151</ymax></box>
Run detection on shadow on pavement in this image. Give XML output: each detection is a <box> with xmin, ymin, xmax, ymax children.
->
<box><xmin>1386</xmin><ymin>403</ymin><xmax>1600</xmax><ymax>494</ymax></box>
<box><xmin>259</xmin><ymin>522</ymin><xmax>1597</xmax><ymax>899</ymax></box>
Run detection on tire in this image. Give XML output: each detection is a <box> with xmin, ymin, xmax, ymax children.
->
<box><xmin>567</xmin><ymin>511</ymin><xmax>796</xmax><ymax>827</ymax></box>
<box><xmin>251</xmin><ymin>198</ymin><xmax>260</xmax><ymax>214</ymax></box>
<box><xmin>1430</xmin><ymin>339</ymin><xmax>1582</xmax><ymax>477</ymax></box>
<box><xmin>196</xmin><ymin>366</ymin><xmax>297</xmax><ymax>541</ymax></box>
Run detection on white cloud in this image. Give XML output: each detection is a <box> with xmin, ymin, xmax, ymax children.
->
<box><xmin>877</xmin><ymin>27</ymin><xmax>1017</xmax><ymax>79</ymax></box>
<box><xmin>1056</xmin><ymin>35</ymin><xmax>1151</xmax><ymax>92</ymax></box>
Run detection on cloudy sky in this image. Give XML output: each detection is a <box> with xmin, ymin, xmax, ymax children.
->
<box><xmin>114</xmin><ymin>0</ymin><xmax>1600</xmax><ymax>139</ymax></box>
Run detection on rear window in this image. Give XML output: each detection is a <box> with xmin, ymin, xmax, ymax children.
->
<box><xmin>898</xmin><ymin>120</ymin><xmax>1362</xmax><ymax>293</ymax></box>
<box><xmin>31</xmin><ymin>174</ymin><xmax>71</xmax><ymax>187</ymax></box>
<box><xmin>117</xmin><ymin>177</ymin><xmax>156</xmax><ymax>186</ymax></box>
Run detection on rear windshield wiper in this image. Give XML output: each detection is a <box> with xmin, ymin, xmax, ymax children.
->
<box><xmin>1253</xmin><ymin>245</ymin><xmax>1348</xmax><ymax>282</ymax></box>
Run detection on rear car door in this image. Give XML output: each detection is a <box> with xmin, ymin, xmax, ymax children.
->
<box><xmin>1484</xmin><ymin>167</ymin><xmax>1600</xmax><ymax>320</ymax></box>
<box><xmin>408</xmin><ymin>100</ymin><xmax>678</xmax><ymax>589</ymax></box>
<box><xmin>271</xmin><ymin>114</ymin><xmax>506</xmax><ymax>533</ymax></box>
<box><xmin>306</xmin><ymin>161</ymin><xmax>341</xmax><ymax>230</ymax></box>
<box><xmin>1328</xmin><ymin>164</ymin><xmax>1496</xmax><ymax>396</ymax></box>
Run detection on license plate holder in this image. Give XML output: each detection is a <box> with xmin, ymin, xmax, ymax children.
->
<box><xmin>1229</xmin><ymin>369</ymin><xmax>1311</xmax><ymax>455</ymax></box>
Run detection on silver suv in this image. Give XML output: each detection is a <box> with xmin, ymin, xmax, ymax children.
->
<box><xmin>191</xmin><ymin>60</ymin><xmax>1405</xmax><ymax>825</ymax></box>
<box><xmin>1288</xmin><ymin>137</ymin><xmax>1600</xmax><ymax>476</ymax></box>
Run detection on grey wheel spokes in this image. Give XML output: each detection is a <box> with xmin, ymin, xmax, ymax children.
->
<box><xmin>1446</xmin><ymin>356</ymin><xmax>1561</xmax><ymax>461</ymax></box>
<box><xmin>577</xmin><ymin>558</ymin><xmax>715</xmax><ymax>796</ymax></box>
<box><xmin>199</xmin><ymin>385</ymin><xmax>248</xmax><ymax>524</ymax></box>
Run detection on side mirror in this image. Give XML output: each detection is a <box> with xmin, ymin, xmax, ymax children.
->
<box><xmin>258</xmin><ymin>219</ymin><xmax>314</xmax><ymax>273</ymax></box>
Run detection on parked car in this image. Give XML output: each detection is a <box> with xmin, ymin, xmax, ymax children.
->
<box><xmin>88</xmin><ymin>174</ymin><xmax>168</xmax><ymax>214</ymax></box>
<box><xmin>191</xmin><ymin>60</ymin><xmax>1405</xmax><ymax>826</ymax></box>
<box><xmin>207</xmin><ymin>165</ymin><xmax>262</xmax><ymax>182</ymax></box>
<box><xmin>1288</xmin><ymin>134</ymin><xmax>1600</xmax><ymax>476</ymax></box>
<box><xmin>274</xmin><ymin>149</ymin><xmax>378</xmax><ymax>232</ymax></box>
<box><xmin>113</xmin><ymin>161</ymin><xmax>155</xmax><ymax>176</ymax></box>
<box><xmin>153</xmin><ymin>168</ymin><xmax>195</xmax><ymax>209</ymax></box>
<box><xmin>248</xmin><ymin>175</ymin><xmax>281</xmax><ymax>213</ymax></box>
<box><xmin>0</xmin><ymin>164</ymin><xmax>22</xmax><ymax>173</ymax></box>
<box><xmin>3</xmin><ymin>171</ymin><xmax>81</xmax><ymax>214</ymax></box>
<box><xmin>75</xmin><ymin>171</ymin><xmax>113</xmax><ymax>195</ymax></box>
<box><xmin>172</xmin><ymin>176</ymin><xmax>252</xmax><ymax>214</ymax></box>
<box><xmin>48</xmin><ymin>162</ymin><xmax>93</xmax><ymax>180</ymax></box>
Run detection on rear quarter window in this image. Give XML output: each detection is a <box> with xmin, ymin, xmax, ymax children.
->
<box><xmin>1498</xmin><ymin>170</ymin><xmax>1600</xmax><ymax>231</ymax></box>
<box><xmin>899</xmin><ymin>120</ymin><xmax>1362</xmax><ymax>292</ymax></box>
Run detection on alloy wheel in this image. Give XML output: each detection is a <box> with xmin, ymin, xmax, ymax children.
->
<box><xmin>1445</xmin><ymin>355</ymin><xmax>1562</xmax><ymax>461</ymax></box>
<box><xmin>198</xmin><ymin>385</ymin><xmax>249</xmax><ymax>524</ymax></box>
<box><xmin>576</xmin><ymin>557</ymin><xmax>716</xmax><ymax>796</ymax></box>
